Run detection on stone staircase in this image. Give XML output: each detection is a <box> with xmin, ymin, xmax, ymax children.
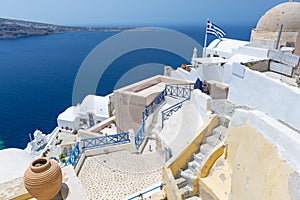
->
<box><xmin>174</xmin><ymin>125</ymin><xmax>227</xmax><ymax>199</ymax></box>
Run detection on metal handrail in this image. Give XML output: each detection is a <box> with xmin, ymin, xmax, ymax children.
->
<box><xmin>136</xmin><ymin>83</ymin><xmax>194</xmax><ymax>148</ymax></box>
<box><xmin>65</xmin><ymin>142</ymin><xmax>80</xmax><ymax>167</ymax></box>
<box><xmin>137</xmin><ymin>90</ymin><xmax>166</xmax><ymax>149</ymax></box>
<box><xmin>134</xmin><ymin>121</ymin><xmax>145</xmax><ymax>149</ymax></box>
<box><xmin>161</xmin><ymin>84</ymin><xmax>193</xmax><ymax>128</ymax></box>
<box><xmin>161</xmin><ymin>100</ymin><xmax>185</xmax><ymax>128</ymax></box>
<box><xmin>143</xmin><ymin>90</ymin><xmax>165</xmax><ymax>121</ymax></box>
<box><xmin>82</xmin><ymin>132</ymin><xmax>130</xmax><ymax>150</ymax></box>
<box><xmin>65</xmin><ymin>132</ymin><xmax>131</xmax><ymax>167</ymax></box>
<box><xmin>165</xmin><ymin>84</ymin><xmax>192</xmax><ymax>100</ymax></box>
<box><xmin>127</xmin><ymin>183</ymin><xmax>165</xmax><ymax>200</ymax></box>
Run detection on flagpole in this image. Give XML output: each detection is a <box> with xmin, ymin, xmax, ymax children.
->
<box><xmin>202</xmin><ymin>19</ymin><xmax>208</xmax><ymax>57</ymax></box>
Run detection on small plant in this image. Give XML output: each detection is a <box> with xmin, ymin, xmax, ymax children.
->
<box><xmin>297</xmin><ymin>81</ymin><xmax>300</xmax><ymax>88</ymax></box>
<box><xmin>60</xmin><ymin>153</ymin><xmax>66</xmax><ymax>163</ymax></box>
<box><xmin>59</xmin><ymin>153</ymin><xmax>65</xmax><ymax>159</ymax></box>
<box><xmin>243</xmin><ymin>62</ymin><xmax>253</xmax><ymax>69</ymax></box>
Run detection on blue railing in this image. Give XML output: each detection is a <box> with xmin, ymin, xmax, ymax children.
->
<box><xmin>135</xmin><ymin>83</ymin><xmax>194</xmax><ymax>148</ymax></box>
<box><xmin>161</xmin><ymin>101</ymin><xmax>185</xmax><ymax>128</ymax></box>
<box><xmin>165</xmin><ymin>84</ymin><xmax>192</xmax><ymax>99</ymax></box>
<box><xmin>161</xmin><ymin>84</ymin><xmax>193</xmax><ymax>128</ymax></box>
<box><xmin>82</xmin><ymin>132</ymin><xmax>130</xmax><ymax>150</ymax></box>
<box><xmin>143</xmin><ymin>90</ymin><xmax>165</xmax><ymax>121</ymax></box>
<box><xmin>127</xmin><ymin>183</ymin><xmax>165</xmax><ymax>200</ymax></box>
<box><xmin>65</xmin><ymin>142</ymin><xmax>80</xmax><ymax>167</ymax></box>
<box><xmin>135</xmin><ymin>121</ymin><xmax>145</xmax><ymax>149</ymax></box>
<box><xmin>64</xmin><ymin>132</ymin><xmax>130</xmax><ymax>168</ymax></box>
<box><xmin>135</xmin><ymin>90</ymin><xmax>166</xmax><ymax>149</ymax></box>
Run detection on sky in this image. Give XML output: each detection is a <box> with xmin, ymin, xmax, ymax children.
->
<box><xmin>0</xmin><ymin>0</ymin><xmax>297</xmax><ymax>27</ymax></box>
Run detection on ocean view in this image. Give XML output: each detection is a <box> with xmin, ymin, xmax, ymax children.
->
<box><xmin>0</xmin><ymin>24</ymin><xmax>252</xmax><ymax>149</ymax></box>
<box><xmin>2</xmin><ymin>1</ymin><xmax>300</xmax><ymax>199</ymax></box>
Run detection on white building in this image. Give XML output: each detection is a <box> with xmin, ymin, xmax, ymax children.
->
<box><xmin>167</xmin><ymin>29</ymin><xmax>300</xmax><ymax>132</ymax></box>
<box><xmin>57</xmin><ymin>94</ymin><xmax>110</xmax><ymax>130</ymax></box>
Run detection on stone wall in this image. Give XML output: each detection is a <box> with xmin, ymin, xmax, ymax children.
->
<box><xmin>251</xmin><ymin>29</ymin><xmax>298</xmax><ymax>48</ymax></box>
<box><xmin>294</xmin><ymin>31</ymin><xmax>300</xmax><ymax>56</ymax></box>
<box><xmin>294</xmin><ymin>31</ymin><xmax>300</xmax><ymax>70</ymax></box>
<box><xmin>242</xmin><ymin>59</ymin><xmax>269</xmax><ymax>72</ymax></box>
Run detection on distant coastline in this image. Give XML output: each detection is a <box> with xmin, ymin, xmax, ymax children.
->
<box><xmin>0</xmin><ymin>18</ymin><xmax>150</xmax><ymax>39</ymax></box>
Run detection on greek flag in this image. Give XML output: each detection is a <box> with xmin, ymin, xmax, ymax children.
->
<box><xmin>207</xmin><ymin>20</ymin><xmax>226</xmax><ymax>39</ymax></box>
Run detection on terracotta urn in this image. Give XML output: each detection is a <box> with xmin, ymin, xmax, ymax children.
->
<box><xmin>24</xmin><ymin>157</ymin><xmax>62</xmax><ymax>200</ymax></box>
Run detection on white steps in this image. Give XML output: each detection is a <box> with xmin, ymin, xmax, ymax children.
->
<box><xmin>212</xmin><ymin>125</ymin><xmax>227</xmax><ymax>140</ymax></box>
<box><xmin>175</xmin><ymin>125</ymin><xmax>227</xmax><ymax>199</ymax></box>
<box><xmin>193</xmin><ymin>152</ymin><xmax>206</xmax><ymax>164</ymax></box>
<box><xmin>205</xmin><ymin>134</ymin><xmax>219</xmax><ymax>145</ymax></box>
<box><xmin>186</xmin><ymin>197</ymin><xmax>202</xmax><ymax>200</ymax></box>
<box><xmin>179</xmin><ymin>185</ymin><xmax>194</xmax><ymax>199</ymax></box>
<box><xmin>199</xmin><ymin>143</ymin><xmax>212</xmax><ymax>155</ymax></box>
<box><xmin>188</xmin><ymin>160</ymin><xmax>201</xmax><ymax>174</ymax></box>
<box><xmin>175</xmin><ymin>177</ymin><xmax>187</xmax><ymax>188</ymax></box>
<box><xmin>180</xmin><ymin>169</ymin><xmax>197</xmax><ymax>182</ymax></box>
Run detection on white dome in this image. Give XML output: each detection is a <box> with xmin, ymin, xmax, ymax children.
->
<box><xmin>256</xmin><ymin>2</ymin><xmax>300</xmax><ymax>32</ymax></box>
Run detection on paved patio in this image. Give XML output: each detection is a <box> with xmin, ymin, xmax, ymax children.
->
<box><xmin>78</xmin><ymin>150</ymin><xmax>164</xmax><ymax>200</ymax></box>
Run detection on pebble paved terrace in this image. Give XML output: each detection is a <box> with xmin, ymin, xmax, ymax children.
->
<box><xmin>78</xmin><ymin>150</ymin><xmax>164</xmax><ymax>200</ymax></box>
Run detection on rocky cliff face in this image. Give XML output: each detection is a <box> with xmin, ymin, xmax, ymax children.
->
<box><xmin>0</xmin><ymin>18</ymin><xmax>132</xmax><ymax>39</ymax></box>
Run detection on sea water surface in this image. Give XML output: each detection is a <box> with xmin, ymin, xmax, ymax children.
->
<box><xmin>0</xmin><ymin>24</ymin><xmax>252</xmax><ymax>149</ymax></box>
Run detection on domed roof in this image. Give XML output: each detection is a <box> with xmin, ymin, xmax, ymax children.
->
<box><xmin>256</xmin><ymin>2</ymin><xmax>300</xmax><ymax>32</ymax></box>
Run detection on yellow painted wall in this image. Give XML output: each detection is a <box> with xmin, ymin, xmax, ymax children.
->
<box><xmin>199</xmin><ymin>145</ymin><xmax>225</xmax><ymax>178</ymax></box>
<box><xmin>162</xmin><ymin>167</ymin><xmax>182</xmax><ymax>200</ymax></box>
<box><xmin>227</xmin><ymin>125</ymin><xmax>293</xmax><ymax>200</ymax></box>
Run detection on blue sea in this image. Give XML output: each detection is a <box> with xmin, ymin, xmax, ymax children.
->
<box><xmin>0</xmin><ymin>24</ymin><xmax>252</xmax><ymax>149</ymax></box>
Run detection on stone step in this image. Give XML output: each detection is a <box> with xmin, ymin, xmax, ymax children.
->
<box><xmin>180</xmin><ymin>185</ymin><xmax>194</xmax><ymax>199</ymax></box>
<box><xmin>219</xmin><ymin>115</ymin><xmax>231</xmax><ymax>128</ymax></box>
<box><xmin>175</xmin><ymin>177</ymin><xmax>187</xmax><ymax>188</ymax></box>
<box><xmin>212</xmin><ymin>125</ymin><xmax>227</xmax><ymax>140</ymax></box>
<box><xmin>200</xmin><ymin>143</ymin><xmax>213</xmax><ymax>155</ymax></box>
<box><xmin>205</xmin><ymin>134</ymin><xmax>219</xmax><ymax>146</ymax></box>
<box><xmin>193</xmin><ymin>152</ymin><xmax>206</xmax><ymax>164</ymax></box>
<box><xmin>188</xmin><ymin>160</ymin><xmax>201</xmax><ymax>175</ymax></box>
<box><xmin>186</xmin><ymin>196</ymin><xmax>202</xmax><ymax>200</ymax></box>
<box><xmin>180</xmin><ymin>169</ymin><xmax>197</xmax><ymax>182</ymax></box>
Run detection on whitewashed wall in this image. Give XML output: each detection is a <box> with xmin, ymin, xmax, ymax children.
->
<box><xmin>158</xmin><ymin>90</ymin><xmax>212</xmax><ymax>158</ymax></box>
<box><xmin>232</xmin><ymin>46</ymin><xmax>269</xmax><ymax>58</ymax></box>
<box><xmin>57</xmin><ymin>119</ymin><xmax>76</xmax><ymax>130</ymax></box>
<box><xmin>170</xmin><ymin>66</ymin><xmax>224</xmax><ymax>82</ymax></box>
<box><xmin>228</xmin><ymin>63</ymin><xmax>300</xmax><ymax>130</ymax></box>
